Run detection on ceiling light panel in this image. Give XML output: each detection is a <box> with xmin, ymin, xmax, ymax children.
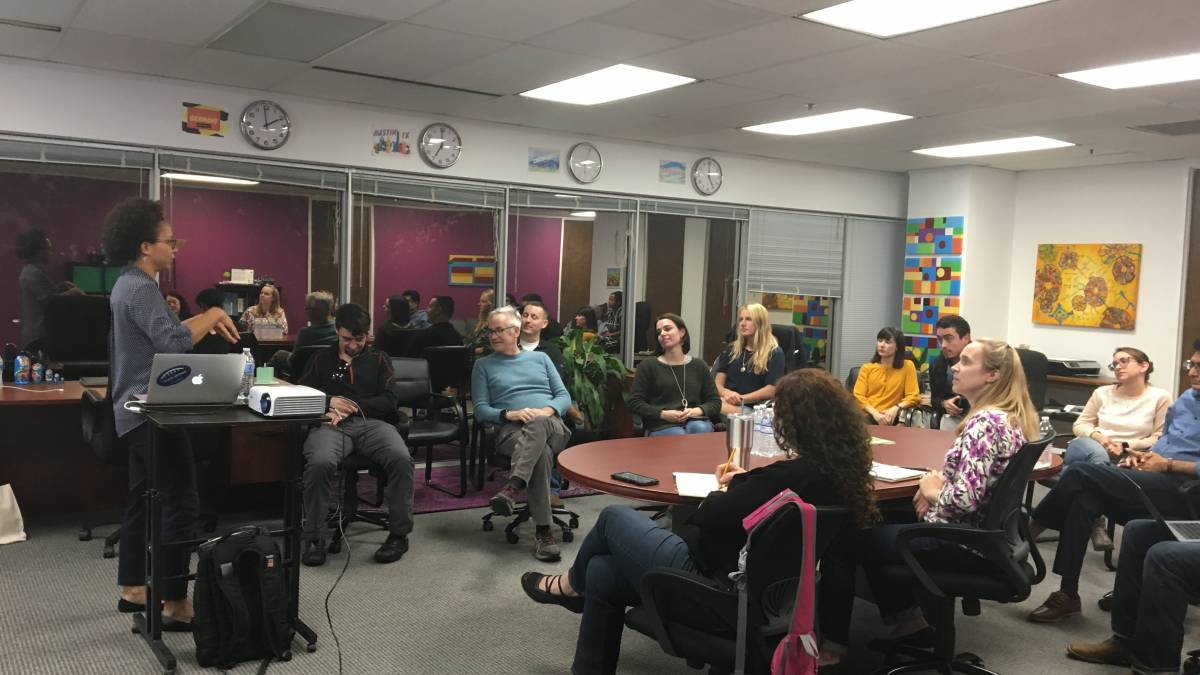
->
<box><xmin>1059</xmin><ymin>52</ymin><xmax>1200</xmax><ymax>90</ymax></box>
<box><xmin>161</xmin><ymin>173</ymin><xmax>260</xmax><ymax>186</ymax></box>
<box><xmin>743</xmin><ymin>108</ymin><xmax>912</xmax><ymax>135</ymax></box>
<box><xmin>520</xmin><ymin>65</ymin><xmax>695</xmax><ymax>105</ymax></box>
<box><xmin>801</xmin><ymin>0</ymin><xmax>1055</xmax><ymax>38</ymax></box>
<box><xmin>209</xmin><ymin>2</ymin><xmax>385</xmax><ymax>63</ymax></box>
<box><xmin>913</xmin><ymin>135</ymin><xmax>1074</xmax><ymax>157</ymax></box>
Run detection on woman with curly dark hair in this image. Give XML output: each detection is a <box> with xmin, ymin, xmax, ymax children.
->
<box><xmin>518</xmin><ymin>368</ymin><xmax>878</xmax><ymax>675</ymax></box>
<box><xmin>14</xmin><ymin>228</ymin><xmax>83</xmax><ymax>350</ymax></box>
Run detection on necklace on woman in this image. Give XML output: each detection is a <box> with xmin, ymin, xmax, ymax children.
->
<box><xmin>740</xmin><ymin>349</ymin><xmax>751</xmax><ymax>373</ymax></box>
<box><xmin>667</xmin><ymin>360</ymin><xmax>688</xmax><ymax>409</ymax></box>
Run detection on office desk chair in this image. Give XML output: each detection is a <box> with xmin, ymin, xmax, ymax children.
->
<box><xmin>872</xmin><ymin>435</ymin><xmax>1053</xmax><ymax>675</ymax></box>
<box><xmin>474</xmin><ymin>422</ymin><xmax>579</xmax><ymax>544</ymax></box>
<box><xmin>285</xmin><ymin>344</ymin><xmax>330</xmax><ymax>382</ymax></box>
<box><xmin>42</xmin><ymin>295</ymin><xmax>111</xmax><ymax>378</ymax></box>
<box><xmin>394</xmin><ymin>356</ymin><xmax>470</xmax><ymax>497</ymax></box>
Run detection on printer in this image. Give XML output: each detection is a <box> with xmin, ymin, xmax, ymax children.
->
<box><xmin>1047</xmin><ymin>359</ymin><xmax>1102</xmax><ymax>377</ymax></box>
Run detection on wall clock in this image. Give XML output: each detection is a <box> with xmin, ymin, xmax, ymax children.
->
<box><xmin>691</xmin><ymin>157</ymin><xmax>723</xmax><ymax>196</ymax></box>
<box><xmin>418</xmin><ymin>122</ymin><xmax>463</xmax><ymax>169</ymax></box>
<box><xmin>567</xmin><ymin>142</ymin><xmax>602</xmax><ymax>183</ymax></box>
<box><xmin>239</xmin><ymin>100</ymin><xmax>290</xmax><ymax>150</ymax></box>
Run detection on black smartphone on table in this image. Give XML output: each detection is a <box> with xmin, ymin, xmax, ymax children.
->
<box><xmin>611</xmin><ymin>471</ymin><xmax>659</xmax><ymax>486</ymax></box>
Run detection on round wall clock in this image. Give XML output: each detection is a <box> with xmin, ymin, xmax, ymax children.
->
<box><xmin>240</xmin><ymin>100</ymin><xmax>291</xmax><ymax>150</ymax></box>
<box><xmin>418</xmin><ymin>123</ymin><xmax>463</xmax><ymax>169</ymax></box>
<box><xmin>567</xmin><ymin>142</ymin><xmax>602</xmax><ymax>183</ymax></box>
<box><xmin>691</xmin><ymin>157</ymin><xmax>723</xmax><ymax>196</ymax></box>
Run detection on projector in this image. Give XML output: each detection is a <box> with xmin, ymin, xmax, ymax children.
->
<box><xmin>248</xmin><ymin>384</ymin><xmax>326</xmax><ymax>417</ymax></box>
<box><xmin>1047</xmin><ymin>359</ymin><xmax>1102</xmax><ymax>376</ymax></box>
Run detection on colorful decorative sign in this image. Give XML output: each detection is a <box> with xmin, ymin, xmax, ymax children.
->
<box><xmin>528</xmin><ymin>147</ymin><xmax>560</xmax><ymax>173</ymax></box>
<box><xmin>181</xmin><ymin>102</ymin><xmax>229</xmax><ymax>137</ymax></box>
<box><xmin>1031</xmin><ymin>243</ymin><xmax>1141</xmax><ymax>330</ymax></box>
<box><xmin>907</xmin><ymin>334</ymin><xmax>941</xmax><ymax>370</ymax></box>
<box><xmin>606</xmin><ymin>267</ymin><xmax>622</xmax><ymax>288</ymax></box>
<box><xmin>906</xmin><ymin>216</ymin><xmax>964</xmax><ymax>256</ymax></box>
<box><xmin>659</xmin><ymin>160</ymin><xmax>686</xmax><ymax>184</ymax></box>
<box><xmin>447</xmin><ymin>254</ymin><xmax>495</xmax><ymax>287</ymax></box>
<box><xmin>372</xmin><ymin>129</ymin><xmax>410</xmax><ymax>155</ymax></box>
<box><xmin>904</xmin><ymin>256</ymin><xmax>961</xmax><ymax>295</ymax></box>
<box><xmin>902</xmin><ymin>295</ymin><xmax>960</xmax><ymax>335</ymax></box>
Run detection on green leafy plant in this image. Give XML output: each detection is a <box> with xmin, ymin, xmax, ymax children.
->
<box><xmin>555</xmin><ymin>331</ymin><xmax>629</xmax><ymax>429</ymax></box>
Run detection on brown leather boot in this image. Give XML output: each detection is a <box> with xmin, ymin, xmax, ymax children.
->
<box><xmin>1067</xmin><ymin>636</ymin><xmax>1131</xmax><ymax>666</ymax></box>
<box><xmin>1028</xmin><ymin>590</ymin><xmax>1082</xmax><ymax>622</ymax></box>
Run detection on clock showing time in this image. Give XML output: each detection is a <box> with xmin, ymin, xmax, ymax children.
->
<box><xmin>418</xmin><ymin>123</ymin><xmax>463</xmax><ymax>169</ymax></box>
<box><xmin>567</xmin><ymin>142</ymin><xmax>602</xmax><ymax>184</ymax></box>
<box><xmin>691</xmin><ymin>157</ymin><xmax>723</xmax><ymax>196</ymax></box>
<box><xmin>240</xmin><ymin>100</ymin><xmax>290</xmax><ymax>150</ymax></box>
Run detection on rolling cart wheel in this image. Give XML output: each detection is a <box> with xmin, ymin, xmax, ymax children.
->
<box><xmin>561</xmin><ymin>530</ymin><xmax>574</xmax><ymax>543</ymax></box>
<box><xmin>482</xmin><ymin>520</ymin><xmax>494</xmax><ymax>532</ymax></box>
<box><xmin>505</xmin><ymin>531</ymin><xmax>519</xmax><ymax>544</ymax></box>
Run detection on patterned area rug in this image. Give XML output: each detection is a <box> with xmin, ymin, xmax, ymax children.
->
<box><xmin>357</xmin><ymin>464</ymin><xmax>598</xmax><ymax>515</ymax></box>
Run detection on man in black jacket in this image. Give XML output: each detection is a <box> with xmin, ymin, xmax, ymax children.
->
<box><xmin>298</xmin><ymin>303</ymin><xmax>414</xmax><ymax>566</ymax></box>
<box><xmin>930</xmin><ymin>315</ymin><xmax>971</xmax><ymax>430</ymax></box>
<box><xmin>519</xmin><ymin>300</ymin><xmax>565</xmax><ymax>380</ymax></box>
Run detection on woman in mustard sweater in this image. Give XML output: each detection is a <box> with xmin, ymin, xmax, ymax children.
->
<box><xmin>854</xmin><ymin>326</ymin><xmax>921</xmax><ymax>425</ymax></box>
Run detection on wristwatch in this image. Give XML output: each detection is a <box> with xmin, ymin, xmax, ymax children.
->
<box><xmin>498</xmin><ymin>409</ymin><xmax>508</xmax><ymax>422</ymax></box>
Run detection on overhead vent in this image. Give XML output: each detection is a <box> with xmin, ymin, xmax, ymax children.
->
<box><xmin>209</xmin><ymin>2</ymin><xmax>384</xmax><ymax>63</ymax></box>
<box><xmin>1129</xmin><ymin>119</ymin><xmax>1200</xmax><ymax>136</ymax></box>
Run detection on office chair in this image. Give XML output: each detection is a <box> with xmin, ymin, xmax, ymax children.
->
<box><xmin>1015</xmin><ymin>348</ymin><xmax>1049</xmax><ymax>410</ymax></box>
<box><xmin>624</xmin><ymin>506</ymin><xmax>853</xmax><ymax>675</ymax></box>
<box><xmin>393</xmin><ymin>356</ymin><xmax>470</xmax><ymax>497</ymax></box>
<box><xmin>474</xmin><ymin>422</ymin><xmax>579</xmax><ymax>544</ymax></box>
<box><xmin>871</xmin><ymin>435</ymin><xmax>1053</xmax><ymax>675</ymax></box>
<box><xmin>41</xmin><ymin>295</ymin><xmax>111</xmax><ymax>378</ymax></box>
<box><xmin>375</xmin><ymin>327</ymin><xmax>424</xmax><ymax>358</ymax></box>
<box><xmin>770</xmin><ymin>324</ymin><xmax>804</xmax><ymax>373</ymax></box>
<box><xmin>285</xmin><ymin>343</ymin><xmax>331</xmax><ymax>382</ymax></box>
<box><xmin>634</xmin><ymin>301</ymin><xmax>652</xmax><ymax>352</ymax></box>
<box><xmin>845</xmin><ymin>366</ymin><xmax>861</xmax><ymax>392</ymax></box>
<box><xmin>79</xmin><ymin>388</ymin><xmax>125</xmax><ymax>558</ymax></box>
<box><xmin>1185</xmin><ymin>649</ymin><xmax>1200</xmax><ymax>675</ymax></box>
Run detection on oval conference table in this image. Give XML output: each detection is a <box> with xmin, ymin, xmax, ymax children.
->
<box><xmin>558</xmin><ymin>425</ymin><xmax>1062</xmax><ymax>505</ymax></box>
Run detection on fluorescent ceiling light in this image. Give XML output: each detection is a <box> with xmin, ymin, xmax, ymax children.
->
<box><xmin>742</xmin><ymin>108</ymin><xmax>911</xmax><ymax>136</ymax></box>
<box><xmin>1059</xmin><ymin>52</ymin><xmax>1200</xmax><ymax>89</ymax></box>
<box><xmin>520</xmin><ymin>65</ymin><xmax>694</xmax><ymax>105</ymax></box>
<box><xmin>161</xmin><ymin>173</ymin><xmax>260</xmax><ymax>186</ymax></box>
<box><xmin>913</xmin><ymin>136</ymin><xmax>1074</xmax><ymax>157</ymax></box>
<box><xmin>802</xmin><ymin>0</ymin><xmax>1053</xmax><ymax>38</ymax></box>
<box><xmin>569</xmin><ymin>211</ymin><xmax>596</xmax><ymax>218</ymax></box>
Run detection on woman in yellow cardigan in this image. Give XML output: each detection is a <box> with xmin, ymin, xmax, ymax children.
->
<box><xmin>854</xmin><ymin>326</ymin><xmax>921</xmax><ymax>425</ymax></box>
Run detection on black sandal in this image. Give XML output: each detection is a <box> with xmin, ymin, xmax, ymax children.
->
<box><xmin>521</xmin><ymin>572</ymin><xmax>584</xmax><ymax>614</ymax></box>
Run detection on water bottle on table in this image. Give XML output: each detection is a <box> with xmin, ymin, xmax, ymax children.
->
<box><xmin>240</xmin><ymin>348</ymin><xmax>255</xmax><ymax>399</ymax></box>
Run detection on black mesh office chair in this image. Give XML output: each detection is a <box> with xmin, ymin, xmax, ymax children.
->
<box><xmin>285</xmin><ymin>343</ymin><xmax>332</xmax><ymax>383</ymax></box>
<box><xmin>634</xmin><ymin>301</ymin><xmax>652</xmax><ymax>352</ymax></box>
<box><xmin>623</xmin><ymin>506</ymin><xmax>853</xmax><ymax>674</ymax></box>
<box><xmin>78</xmin><ymin>388</ymin><xmax>125</xmax><ymax>557</ymax></box>
<box><xmin>1015</xmin><ymin>348</ymin><xmax>1048</xmax><ymax>410</ymax></box>
<box><xmin>42</xmin><ymin>295</ymin><xmax>111</xmax><ymax>378</ymax></box>
<box><xmin>845</xmin><ymin>366</ymin><xmax>861</xmax><ymax>392</ymax></box>
<box><xmin>394</xmin><ymin>356</ymin><xmax>470</xmax><ymax>497</ymax></box>
<box><xmin>475</xmin><ymin>423</ymin><xmax>579</xmax><ymax>544</ymax></box>
<box><xmin>872</xmin><ymin>435</ymin><xmax>1053</xmax><ymax>675</ymax></box>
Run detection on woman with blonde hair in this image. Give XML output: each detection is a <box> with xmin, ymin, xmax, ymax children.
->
<box><xmin>818</xmin><ymin>339</ymin><xmax>1039</xmax><ymax>667</ymax></box>
<box><xmin>237</xmin><ymin>282</ymin><xmax>288</xmax><ymax>334</ymax></box>
<box><xmin>713</xmin><ymin>303</ymin><xmax>785</xmax><ymax>414</ymax></box>
<box><xmin>468</xmin><ymin>288</ymin><xmax>496</xmax><ymax>354</ymax></box>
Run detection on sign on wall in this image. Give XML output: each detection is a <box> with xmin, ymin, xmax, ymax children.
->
<box><xmin>448</xmin><ymin>254</ymin><xmax>495</xmax><ymax>287</ymax></box>
<box><xmin>181</xmin><ymin>102</ymin><xmax>229</xmax><ymax>137</ymax></box>
<box><xmin>1031</xmin><ymin>243</ymin><xmax>1141</xmax><ymax>330</ymax></box>
<box><xmin>901</xmin><ymin>216</ymin><xmax>965</xmax><ymax>371</ymax></box>
<box><xmin>372</xmin><ymin>128</ymin><xmax>410</xmax><ymax>156</ymax></box>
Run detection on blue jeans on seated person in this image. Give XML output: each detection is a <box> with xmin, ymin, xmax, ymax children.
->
<box><xmin>568</xmin><ymin>505</ymin><xmax>696</xmax><ymax>675</ymax></box>
<box><xmin>647</xmin><ymin>419</ymin><xmax>714</xmax><ymax>437</ymax></box>
<box><xmin>550</xmin><ymin>468</ymin><xmax>563</xmax><ymax>496</ymax></box>
<box><xmin>1063</xmin><ymin>436</ymin><xmax>1113</xmax><ymax>466</ymax></box>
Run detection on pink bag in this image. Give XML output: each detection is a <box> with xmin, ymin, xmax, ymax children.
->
<box><xmin>734</xmin><ymin>489</ymin><xmax>818</xmax><ymax>675</ymax></box>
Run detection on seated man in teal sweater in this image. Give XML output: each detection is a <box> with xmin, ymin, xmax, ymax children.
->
<box><xmin>472</xmin><ymin>305</ymin><xmax>572</xmax><ymax>562</ymax></box>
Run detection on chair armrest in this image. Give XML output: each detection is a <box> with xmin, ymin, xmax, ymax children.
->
<box><xmin>894</xmin><ymin>522</ymin><xmax>1034</xmax><ymax>600</ymax></box>
<box><xmin>637</xmin><ymin>567</ymin><xmax>738</xmax><ymax>658</ymax></box>
<box><xmin>1180</xmin><ymin>479</ymin><xmax>1200</xmax><ymax>519</ymax></box>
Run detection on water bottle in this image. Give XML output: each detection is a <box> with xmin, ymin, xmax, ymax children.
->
<box><xmin>240</xmin><ymin>348</ymin><xmax>255</xmax><ymax>400</ymax></box>
<box><xmin>750</xmin><ymin>403</ymin><xmax>784</xmax><ymax>458</ymax></box>
<box><xmin>1039</xmin><ymin>416</ymin><xmax>1055</xmax><ymax>441</ymax></box>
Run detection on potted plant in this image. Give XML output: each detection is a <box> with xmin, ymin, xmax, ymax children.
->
<box><xmin>554</xmin><ymin>330</ymin><xmax>628</xmax><ymax>430</ymax></box>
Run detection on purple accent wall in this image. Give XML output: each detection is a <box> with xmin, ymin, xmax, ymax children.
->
<box><xmin>0</xmin><ymin>172</ymin><xmax>144</xmax><ymax>346</ymax></box>
<box><xmin>507</xmin><ymin>215</ymin><xmax>562</xmax><ymax>319</ymax></box>
<box><xmin>372</xmin><ymin>206</ymin><xmax>496</xmax><ymax>327</ymax></box>
<box><xmin>165</xmin><ymin>187</ymin><xmax>309</xmax><ymax>329</ymax></box>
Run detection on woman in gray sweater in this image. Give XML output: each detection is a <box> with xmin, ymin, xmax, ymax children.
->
<box><xmin>628</xmin><ymin>313</ymin><xmax>721</xmax><ymax>436</ymax></box>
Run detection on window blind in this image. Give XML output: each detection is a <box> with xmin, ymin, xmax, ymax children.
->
<box><xmin>746</xmin><ymin>209</ymin><xmax>844</xmax><ymax>298</ymax></box>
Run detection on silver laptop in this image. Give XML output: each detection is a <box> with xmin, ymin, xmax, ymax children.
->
<box><xmin>1128</xmin><ymin>473</ymin><xmax>1200</xmax><ymax>542</ymax></box>
<box><xmin>138</xmin><ymin>354</ymin><xmax>244</xmax><ymax>407</ymax></box>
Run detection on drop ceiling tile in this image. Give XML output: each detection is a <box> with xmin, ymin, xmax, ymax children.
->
<box><xmin>893</xmin><ymin>0</ymin><xmax>1113</xmax><ymax>56</ymax></box>
<box><xmin>524</xmin><ymin>21</ymin><xmax>684</xmax><ymax>60</ymax></box>
<box><xmin>284</xmin><ymin>0</ymin><xmax>442</xmax><ymax>21</ymax></box>
<box><xmin>428</xmin><ymin>45</ymin><xmax>606</xmax><ymax>96</ymax></box>
<box><xmin>664</xmin><ymin>94</ymin><xmax>819</xmax><ymax>128</ymax></box>
<box><xmin>407</xmin><ymin>0</ymin><xmax>637</xmax><ymax>42</ymax></box>
<box><xmin>631</xmin><ymin>16</ymin><xmax>870</xmax><ymax>80</ymax></box>
<box><xmin>272</xmin><ymin>67</ymin><xmax>377</xmax><ymax>103</ymax></box>
<box><xmin>599</xmin><ymin>81</ymin><xmax>776</xmax><ymax>117</ymax></box>
<box><xmin>799</xmin><ymin>57</ymin><xmax>1028</xmax><ymax>111</ymax></box>
<box><xmin>584</xmin><ymin>114</ymin><xmax>717</xmax><ymax>142</ymax></box>
<box><xmin>886</xmin><ymin>75</ymin><xmax>1077</xmax><ymax>118</ymax></box>
<box><xmin>208</xmin><ymin>2</ymin><xmax>385</xmax><ymax>63</ymax></box>
<box><xmin>1</xmin><ymin>0</ymin><xmax>82</xmax><ymax>26</ymax></box>
<box><xmin>727</xmin><ymin>0</ymin><xmax>844</xmax><ymax>15</ymax></box>
<box><xmin>463</xmin><ymin>95</ymin><xmax>620</xmax><ymax>132</ymax></box>
<box><xmin>71</xmin><ymin>0</ymin><xmax>257</xmax><ymax>46</ymax></box>
<box><xmin>317</xmin><ymin>22</ymin><xmax>510</xmax><ymax>81</ymax></box>
<box><xmin>934</xmin><ymin>90</ymin><xmax>1157</xmax><ymax>130</ymax></box>
<box><xmin>361</xmin><ymin>80</ymin><xmax>498</xmax><ymax>115</ymax></box>
<box><xmin>51</xmin><ymin>29</ymin><xmax>195</xmax><ymax>76</ymax></box>
<box><xmin>594</xmin><ymin>0</ymin><xmax>777</xmax><ymax>41</ymax></box>
<box><xmin>0</xmin><ymin>24</ymin><xmax>63</xmax><ymax>59</ymax></box>
<box><xmin>167</xmin><ymin>49</ymin><xmax>309</xmax><ymax>90</ymax></box>
<box><xmin>719</xmin><ymin>41</ymin><xmax>951</xmax><ymax>95</ymax></box>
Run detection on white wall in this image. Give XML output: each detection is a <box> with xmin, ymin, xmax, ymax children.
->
<box><xmin>835</xmin><ymin>218</ymin><xmax>906</xmax><ymax>381</ymax></box>
<box><xmin>680</xmin><ymin>217</ymin><xmax>709</xmax><ymax>358</ymax></box>
<box><xmin>589</xmin><ymin>212</ymin><xmax>627</xmax><ymax>307</ymax></box>
<box><xmin>0</xmin><ymin>57</ymin><xmax>907</xmax><ymax>217</ymax></box>
<box><xmin>1007</xmin><ymin>160</ymin><xmax>1191</xmax><ymax>392</ymax></box>
<box><xmin>963</xmin><ymin>167</ymin><xmax>1016</xmax><ymax>340</ymax></box>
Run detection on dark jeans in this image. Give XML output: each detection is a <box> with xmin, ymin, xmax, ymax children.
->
<box><xmin>1031</xmin><ymin>463</ymin><xmax>1189</xmax><ymax>594</ymax></box>
<box><xmin>818</xmin><ymin>523</ymin><xmax>1000</xmax><ymax>649</ymax></box>
<box><xmin>117</xmin><ymin>423</ymin><xmax>198</xmax><ymax>600</ymax></box>
<box><xmin>1112</xmin><ymin>520</ymin><xmax>1200</xmax><ymax>674</ymax></box>
<box><xmin>568</xmin><ymin>505</ymin><xmax>696</xmax><ymax>675</ymax></box>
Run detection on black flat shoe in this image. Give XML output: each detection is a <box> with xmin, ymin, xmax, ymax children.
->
<box><xmin>868</xmin><ymin>626</ymin><xmax>936</xmax><ymax>653</ymax></box>
<box><xmin>160</xmin><ymin>615</ymin><xmax>193</xmax><ymax>632</ymax></box>
<box><xmin>117</xmin><ymin>598</ymin><xmax>146</xmax><ymax>613</ymax></box>
<box><xmin>521</xmin><ymin>572</ymin><xmax>584</xmax><ymax>614</ymax></box>
<box><xmin>374</xmin><ymin>534</ymin><xmax>409</xmax><ymax>564</ymax></box>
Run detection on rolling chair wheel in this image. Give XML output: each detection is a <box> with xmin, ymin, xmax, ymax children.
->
<box><xmin>306</xmin><ymin>644</ymin><xmax>318</xmax><ymax>653</ymax></box>
<box><xmin>482</xmin><ymin>520</ymin><xmax>494</xmax><ymax>532</ymax></box>
<box><xmin>561</xmin><ymin>530</ymin><xmax>574</xmax><ymax>543</ymax></box>
<box><xmin>568</xmin><ymin>517</ymin><xmax>579</xmax><ymax>529</ymax></box>
<box><xmin>79</xmin><ymin>529</ymin><xmax>92</xmax><ymax>541</ymax></box>
<box><xmin>103</xmin><ymin>545</ymin><xmax>116</xmax><ymax>559</ymax></box>
<box><xmin>505</xmin><ymin>531</ymin><xmax>519</xmax><ymax>544</ymax></box>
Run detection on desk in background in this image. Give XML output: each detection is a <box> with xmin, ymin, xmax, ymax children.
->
<box><xmin>1045</xmin><ymin>373</ymin><xmax>1114</xmax><ymax>441</ymax></box>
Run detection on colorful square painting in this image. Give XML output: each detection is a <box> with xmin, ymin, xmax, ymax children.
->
<box><xmin>760</xmin><ymin>292</ymin><xmax>795</xmax><ymax>311</ymax></box>
<box><xmin>906</xmin><ymin>216</ymin><xmax>964</xmax><ymax>256</ymax></box>
<box><xmin>447</xmin><ymin>254</ymin><xmax>495</xmax><ymax>287</ymax></box>
<box><xmin>659</xmin><ymin>160</ymin><xmax>686</xmax><ymax>184</ymax></box>
<box><xmin>907</xmin><ymin>334</ymin><xmax>941</xmax><ymax>372</ymax></box>
<box><xmin>1031</xmin><ymin>243</ymin><xmax>1141</xmax><ymax>330</ymax></box>
<box><xmin>792</xmin><ymin>295</ymin><xmax>830</xmax><ymax>329</ymax></box>
<box><xmin>904</xmin><ymin>257</ymin><xmax>961</xmax><ymax>295</ymax></box>
<box><xmin>901</xmin><ymin>295</ymin><xmax>960</xmax><ymax>335</ymax></box>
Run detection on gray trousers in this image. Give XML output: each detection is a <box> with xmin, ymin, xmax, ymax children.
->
<box><xmin>495</xmin><ymin>415</ymin><xmax>571</xmax><ymax>527</ymax></box>
<box><xmin>302</xmin><ymin>416</ymin><xmax>415</xmax><ymax>539</ymax></box>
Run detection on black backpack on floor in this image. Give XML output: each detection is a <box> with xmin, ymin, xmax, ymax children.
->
<box><xmin>193</xmin><ymin>526</ymin><xmax>293</xmax><ymax>670</ymax></box>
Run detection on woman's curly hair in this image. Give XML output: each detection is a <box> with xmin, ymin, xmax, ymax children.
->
<box><xmin>102</xmin><ymin>198</ymin><xmax>163</xmax><ymax>266</ymax></box>
<box><xmin>15</xmin><ymin>228</ymin><xmax>49</xmax><ymax>263</ymax></box>
<box><xmin>772</xmin><ymin>369</ymin><xmax>880</xmax><ymax>527</ymax></box>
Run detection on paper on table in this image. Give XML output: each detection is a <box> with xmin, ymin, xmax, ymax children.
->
<box><xmin>674</xmin><ymin>472</ymin><xmax>720</xmax><ymax>498</ymax></box>
<box><xmin>870</xmin><ymin>436</ymin><xmax>895</xmax><ymax>445</ymax></box>
<box><xmin>870</xmin><ymin>462</ymin><xmax>925</xmax><ymax>483</ymax></box>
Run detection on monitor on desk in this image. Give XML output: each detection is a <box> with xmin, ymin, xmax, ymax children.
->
<box><xmin>71</xmin><ymin>265</ymin><xmax>104</xmax><ymax>294</ymax></box>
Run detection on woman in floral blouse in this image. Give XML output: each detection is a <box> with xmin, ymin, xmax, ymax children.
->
<box><xmin>817</xmin><ymin>339</ymin><xmax>1040</xmax><ymax>667</ymax></box>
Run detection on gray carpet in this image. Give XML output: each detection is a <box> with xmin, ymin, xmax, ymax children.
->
<box><xmin>0</xmin><ymin>491</ymin><xmax>1192</xmax><ymax>674</ymax></box>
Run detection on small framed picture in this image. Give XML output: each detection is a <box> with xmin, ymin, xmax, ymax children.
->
<box><xmin>606</xmin><ymin>267</ymin><xmax>622</xmax><ymax>288</ymax></box>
